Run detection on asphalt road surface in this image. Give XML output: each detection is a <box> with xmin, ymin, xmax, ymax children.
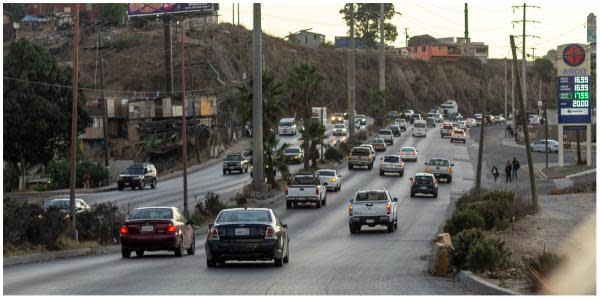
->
<box><xmin>4</xmin><ymin>124</ymin><xmax>475</xmax><ymax>295</ymax></box>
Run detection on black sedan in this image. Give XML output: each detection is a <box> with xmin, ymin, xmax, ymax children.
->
<box><xmin>205</xmin><ymin>208</ymin><xmax>289</xmax><ymax>267</ymax></box>
<box><xmin>409</xmin><ymin>173</ymin><xmax>438</xmax><ymax>198</ymax></box>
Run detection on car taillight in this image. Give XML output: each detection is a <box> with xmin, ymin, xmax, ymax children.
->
<box><xmin>284</xmin><ymin>187</ymin><xmax>288</xmax><ymax>195</ymax></box>
<box><xmin>386</xmin><ymin>202</ymin><xmax>391</xmax><ymax>215</ymax></box>
<box><xmin>316</xmin><ymin>187</ymin><xmax>320</xmax><ymax>195</ymax></box>
<box><xmin>208</xmin><ymin>227</ymin><xmax>220</xmax><ymax>240</ymax></box>
<box><xmin>265</xmin><ymin>227</ymin><xmax>276</xmax><ymax>239</ymax></box>
<box><xmin>167</xmin><ymin>224</ymin><xmax>177</xmax><ymax>233</ymax></box>
<box><xmin>120</xmin><ymin>225</ymin><xmax>128</xmax><ymax>235</ymax></box>
<box><xmin>348</xmin><ymin>204</ymin><xmax>353</xmax><ymax>216</ymax></box>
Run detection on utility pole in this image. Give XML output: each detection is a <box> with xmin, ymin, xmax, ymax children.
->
<box><xmin>98</xmin><ymin>29</ymin><xmax>109</xmax><ymax>185</ymax></box>
<box><xmin>464</xmin><ymin>3</ymin><xmax>470</xmax><ymax>56</ymax></box>
<box><xmin>475</xmin><ymin>64</ymin><xmax>487</xmax><ymax>194</ymax></box>
<box><xmin>510</xmin><ymin>35</ymin><xmax>538</xmax><ymax>210</ymax></box>
<box><xmin>237</xmin><ymin>3</ymin><xmax>240</xmax><ymax>26</ymax></box>
<box><xmin>179</xmin><ymin>19</ymin><xmax>189</xmax><ymax>216</ymax></box>
<box><xmin>404</xmin><ymin>28</ymin><xmax>409</xmax><ymax>47</ymax></box>
<box><xmin>504</xmin><ymin>58</ymin><xmax>507</xmax><ymax>119</ymax></box>
<box><xmin>530</xmin><ymin>47</ymin><xmax>536</xmax><ymax>60</ymax></box>
<box><xmin>512</xmin><ymin>3</ymin><xmax>540</xmax><ymax>111</ymax></box>
<box><xmin>511</xmin><ymin>62</ymin><xmax>515</xmax><ymax>120</ymax></box>
<box><xmin>544</xmin><ymin>96</ymin><xmax>549</xmax><ymax>169</ymax></box>
<box><xmin>164</xmin><ymin>16</ymin><xmax>174</xmax><ymax>98</ymax></box>
<box><xmin>69</xmin><ymin>3</ymin><xmax>80</xmax><ymax>241</ymax></box>
<box><xmin>379</xmin><ymin>2</ymin><xmax>385</xmax><ymax>102</ymax></box>
<box><xmin>348</xmin><ymin>4</ymin><xmax>356</xmax><ymax>137</ymax></box>
<box><xmin>252</xmin><ymin>3</ymin><xmax>266</xmax><ymax>193</ymax></box>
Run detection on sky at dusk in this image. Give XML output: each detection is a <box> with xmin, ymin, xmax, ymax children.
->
<box><xmin>218</xmin><ymin>0</ymin><xmax>597</xmax><ymax>59</ymax></box>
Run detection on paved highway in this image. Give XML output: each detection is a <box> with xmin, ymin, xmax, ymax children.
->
<box><xmin>4</xmin><ymin>124</ymin><xmax>475</xmax><ymax>295</ymax></box>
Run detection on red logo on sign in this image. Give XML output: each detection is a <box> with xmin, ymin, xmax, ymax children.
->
<box><xmin>563</xmin><ymin>44</ymin><xmax>585</xmax><ymax>67</ymax></box>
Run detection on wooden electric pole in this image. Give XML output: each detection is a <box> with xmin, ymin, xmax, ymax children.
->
<box><xmin>69</xmin><ymin>3</ymin><xmax>80</xmax><ymax>241</ymax></box>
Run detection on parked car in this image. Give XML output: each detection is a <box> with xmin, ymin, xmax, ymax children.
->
<box><xmin>426</xmin><ymin>117</ymin><xmax>436</xmax><ymax>128</ymax></box>
<box><xmin>388</xmin><ymin>124</ymin><xmax>402</xmax><ymax>137</ymax></box>
<box><xmin>348</xmin><ymin>147</ymin><xmax>375</xmax><ymax>170</ymax></box>
<box><xmin>412</xmin><ymin>120</ymin><xmax>427</xmax><ymax>137</ymax></box>
<box><xmin>44</xmin><ymin>198</ymin><xmax>91</xmax><ymax>214</ymax></box>
<box><xmin>223</xmin><ymin>153</ymin><xmax>251</xmax><ymax>175</ymax></box>
<box><xmin>283</xmin><ymin>147</ymin><xmax>304</xmax><ymax>164</ymax></box>
<box><xmin>424</xmin><ymin>158</ymin><xmax>454</xmax><ymax>183</ymax></box>
<box><xmin>484</xmin><ymin>114</ymin><xmax>495</xmax><ymax>125</ymax></box>
<box><xmin>285</xmin><ymin>173</ymin><xmax>327</xmax><ymax>208</ymax></box>
<box><xmin>205</xmin><ymin>208</ymin><xmax>289</xmax><ymax>267</ymax></box>
<box><xmin>440</xmin><ymin>122</ymin><xmax>454</xmax><ymax>138</ymax></box>
<box><xmin>315</xmin><ymin>169</ymin><xmax>342</xmax><ymax>191</ymax></box>
<box><xmin>378</xmin><ymin>129</ymin><xmax>394</xmax><ymax>145</ymax></box>
<box><xmin>118</xmin><ymin>163</ymin><xmax>158</xmax><ymax>191</ymax></box>
<box><xmin>530</xmin><ymin>139</ymin><xmax>559</xmax><ymax>152</ymax></box>
<box><xmin>399</xmin><ymin>147</ymin><xmax>418</xmax><ymax>162</ymax></box>
<box><xmin>332</xmin><ymin>123</ymin><xmax>348</xmax><ymax>136</ymax></box>
<box><xmin>359</xmin><ymin>144</ymin><xmax>376</xmax><ymax>156</ymax></box>
<box><xmin>379</xmin><ymin>155</ymin><xmax>405</xmax><ymax>176</ymax></box>
<box><xmin>409</xmin><ymin>173</ymin><xmax>438</xmax><ymax>198</ymax></box>
<box><xmin>370</xmin><ymin>138</ymin><xmax>387</xmax><ymax>152</ymax></box>
<box><xmin>450</xmin><ymin>129</ymin><xmax>467</xmax><ymax>143</ymax></box>
<box><xmin>120</xmin><ymin>206</ymin><xmax>195</xmax><ymax>258</ymax></box>
<box><xmin>331</xmin><ymin>113</ymin><xmax>345</xmax><ymax>124</ymax></box>
<box><xmin>395</xmin><ymin>118</ymin><xmax>408</xmax><ymax>131</ymax></box>
<box><xmin>348</xmin><ymin>189</ymin><xmax>398</xmax><ymax>233</ymax></box>
<box><xmin>495</xmin><ymin>115</ymin><xmax>506</xmax><ymax>124</ymax></box>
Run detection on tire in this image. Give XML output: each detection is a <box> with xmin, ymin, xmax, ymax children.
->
<box><xmin>223</xmin><ymin>169</ymin><xmax>226</xmax><ymax>175</ymax></box>
<box><xmin>174</xmin><ymin>240</ymin><xmax>183</xmax><ymax>257</ymax></box>
<box><xmin>139</xmin><ymin>181</ymin><xmax>145</xmax><ymax>190</ymax></box>
<box><xmin>286</xmin><ymin>201</ymin><xmax>292</xmax><ymax>209</ymax></box>
<box><xmin>379</xmin><ymin>170</ymin><xmax>385</xmax><ymax>176</ymax></box>
<box><xmin>274</xmin><ymin>255</ymin><xmax>284</xmax><ymax>267</ymax></box>
<box><xmin>244</xmin><ymin>166</ymin><xmax>248</xmax><ymax>173</ymax></box>
<box><xmin>150</xmin><ymin>179</ymin><xmax>156</xmax><ymax>189</ymax></box>
<box><xmin>433</xmin><ymin>192</ymin><xmax>438</xmax><ymax>198</ymax></box>
<box><xmin>387</xmin><ymin>222</ymin><xmax>394</xmax><ymax>233</ymax></box>
<box><xmin>207</xmin><ymin>258</ymin><xmax>216</xmax><ymax>268</ymax></box>
<box><xmin>399</xmin><ymin>171</ymin><xmax>404</xmax><ymax>177</ymax></box>
<box><xmin>410</xmin><ymin>192</ymin><xmax>415</xmax><ymax>198</ymax></box>
<box><xmin>118</xmin><ymin>184</ymin><xmax>124</xmax><ymax>191</ymax></box>
<box><xmin>322</xmin><ymin>198</ymin><xmax>327</xmax><ymax>206</ymax></box>
<box><xmin>348</xmin><ymin>164</ymin><xmax>354</xmax><ymax>170</ymax></box>
<box><xmin>121</xmin><ymin>247</ymin><xmax>131</xmax><ymax>258</ymax></box>
<box><xmin>316</xmin><ymin>200</ymin><xmax>322</xmax><ymax>208</ymax></box>
<box><xmin>349</xmin><ymin>224</ymin><xmax>359</xmax><ymax>234</ymax></box>
<box><xmin>187</xmin><ymin>236</ymin><xmax>196</xmax><ymax>255</ymax></box>
<box><xmin>447</xmin><ymin>176</ymin><xmax>453</xmax><ymax>183</ymax></box>
<box><xmin>283</xmin><ymin>246</ymin><xmax>289</xmax><ymax>263</ymax></box>
<box><xmin>136</xmin><ymin>250</ymin><xmax>144</xmax><ymax>257</ymax></box>
<box><xmin>368</xmin><ymin>163</ymin><xmax>373</xmax><ymax>170</ymax></box>
<box><xmin>394</xmin><ymin>220</ymin><xmax>398</xmax><ymax>230</ymax></box>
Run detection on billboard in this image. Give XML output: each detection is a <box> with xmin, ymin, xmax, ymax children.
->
<box><xmin>557</xmin><ymin>76</ymin><xmax>592</xmax><ymax>124</ymax></box>
<box><xmin>556</xmin><ymin>43</ymin><xmax>591</xmax><ymax>76</ymax></box>
<box><xmin>128</xmin><ymin>3</ymin><xmax>218</xmax><ymax>17</ymax></box>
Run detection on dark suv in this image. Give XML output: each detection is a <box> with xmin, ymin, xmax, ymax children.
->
<box><xmin>118</xmin><ymin>163</ymin><xmax>158</xmax><ymax>190</ymax></box>
<box><xmin>409</xmin><ymin>173</ymin><xmax>438</xmax><ymax>198</ymax></box>
<box><xmin>223</xmin><ymin>153</ymin><xmax>251</xmax><ymax>175</ymax></box>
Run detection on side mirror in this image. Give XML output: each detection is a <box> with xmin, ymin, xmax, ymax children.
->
<box><xmin>338</xmin><ymin>174</ymin><xmax>342</xmax><ymax>177</ymax></box>
<box><xmin>282</xmin><ymin>224</ymin><xmax>288</xmax><ymax>228</ymax></box>
<box><xmin>208</xmin><ymin>223</ymin><xmax>214</xmax><ymax>229</ymax></box>
<box><xmin>393</xmin><ymin>197</ymin><xmax>398</xmax><ymax>202</ymax></box>
<box><xmin>409</xmin><ymin>177</ymin><xmax>414</xmax><ymax>182</ymax></box>
<box><xmin>349</xmin><ymin>199</ymin><xmax>354</xmax><ymax>203</ymax></box>
<box><xmin>451</xmin><ymin>163</ymin><xmax>455</xmax><ymax>166</ymax></box>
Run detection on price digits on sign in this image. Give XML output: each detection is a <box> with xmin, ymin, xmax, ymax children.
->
<box><xmin>574</xmin><ymin>76</ymin><xmax>588</xmax><ymax>84</ymax></box>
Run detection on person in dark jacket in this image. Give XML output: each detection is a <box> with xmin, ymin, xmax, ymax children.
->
<box><xmin>512</xmin><ymin>157</ymin><xmax>520</xmax><ymax>180</ymax></box>
<box><xmin>505</xmin><ymin>160</ymin><xmax>512</xmax><ymax>183</ymax></box>
<box><xmin>491</xmin><ymin>165</ymin><xmax>499</xmax><ymax>182</ymax></box>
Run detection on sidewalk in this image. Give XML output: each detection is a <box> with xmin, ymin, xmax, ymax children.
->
<box><xmin>501</xmin><ymin>137</ymin><xmax>596</xmax><ymax>152</ymax></box>
<box><xmin>536</xmin><ymin>162</ymin><xmax>596</xmax><ymax>179</ymax></box>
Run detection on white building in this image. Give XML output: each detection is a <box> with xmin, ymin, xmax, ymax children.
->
<box><xmin>290</xmin><ymin>30</ymin><xmax>325</xmax><ymax>48</ymax></box>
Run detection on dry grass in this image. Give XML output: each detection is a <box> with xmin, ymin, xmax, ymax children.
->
<box><xmin>4</xmin><ymin>236</ymin><xmax>100</xmax><ymax>257</ymax></box>
<box><xmin>550</xmin><ymin>182</ymin><xmax>596</xmax><ymax>195</ymax></box>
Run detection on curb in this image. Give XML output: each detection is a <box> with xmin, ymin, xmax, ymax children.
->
<box><xmin>457</xmin><ymin>270</ymin><xmax>519</xmax><ymax>295</ymax></box>
<box><xmin>3</xmin><ymin>244</ymin><xmax>120</xmax><ymax>267</ymax></box>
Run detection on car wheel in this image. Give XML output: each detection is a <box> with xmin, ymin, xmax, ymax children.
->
<box><xmin>174</xmin><ymin>240</ymin><xmax>183</xmax><ymax>257</ymax></box>
<box><xmin>322</xmin><ymin>198</ymin><xmax>327</xmax><ymax>206</ymax></box>
<box><xmin>433</xmin><ymin>192</ymin><xmax>438</xmax><ymax>198</ymax></box>
<box><xmin>349</xmin><ymin>224</ymin><xmax>359</xmax><ymax>234</ymax></box>
<box><xmin>394</xmin><ymin>220</ymin><xmax>398</xmax><ymax>230</ymax></box>
<box><xmin>187</xmin><ymin>236</ymin><xmax>196</xmax><ymax>255</ymax></box>
<box><xmin>316</xmin><ymin>200</ymin><xmax>322</xmax><ymax>208</ymax></box>
<box><xmin>274</xmin><ymin>255</ymin><xmax>284</xmax><ymax>267</ymax></box>
<box><xmin>207</xmin><ymin>258</ymin><xmax>216</xmax><ymax>268</ymax></box>
<box><xmin>400</xmin><ymin>171</ymin><xmax>404</xmax><ymax>177</ymax></box>
<box><xmin>223</xmin><ymin>169</ymin><xmax>226</xmax><ymax>175</ymax></box>
<box><xmin>283</xmin><ymin>247</ymin><xmax>289</xmax><ymax>263</ymax></box>
<box><xmin>387</xmin><ymin>222</ymin><xmax>394</xmax><ymax>233</ymax></box>
<box><xmin>348</xmin><ymin>164</ymin><xmax>353</xmax><ymax>170</ymax></box>
<box><xmin>410</xmin><ymin>192</ymin><xmax>415</xmax><ymax>198</ymax></box>
<box><xmin>244</xmin><ymin>167</ymin><xmax>248</xmax><ymax>173</ymax></box>
<box><xmin>151</xmin><ymin>179</ymin><xmax>156</xmax><ymax>189</ymax></box>
<box><xmin>379</xmin><ymin>170</ymin><xmax>384</xmax><ymax>176</ymax></box>
<box><xmin>368</xmin><ymin>163</ymin><xmax>373</xmax><ymax>170</ymax></box>
<box><xmin>447</xmin><ymin>176</ymin><xmax>453</xmax><ymax>183</ymax></box>
<box><xmin>121</xmin><ymin>247</ymin><xmax>131</xmax><ymax>258</ymax></box>
<box><xmin>286</xmin><ymin>201</ymin><xmax>292</xmax><ymax>209</ymax></box>
<box><xmin>139</xmin><ymin>181</ymin><xmax>145</xmax><ymax>190</ymax></box>
<box><xmin>136</xmin><ymin>250</ymin><xmax>144</xmax><ymax>257</ymax></box>
<box><xmin>118</xmin><ymin>184</ymin><xmax>124</xmax><ymax>191</ymax></box>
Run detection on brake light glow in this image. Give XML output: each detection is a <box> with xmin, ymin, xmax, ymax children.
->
<box><xmin>120</xmin><ymin>225</ymin><xmax>128</xmax><ymax>235</ymax></box>
<box><xmin>167</xmin><ymin>224</ymin><xmax>177</xmax><ymax>233</ymax></box>
<box><xmin>316</xmin><ymin>187</ymin><xmax>320</xmax><ymax>195</ymax></box>
<box><xmin>208</xmin><ymin>227</ymin><xmax>220</xmax><ymax>240</ymax></box>
<box><xmin>348</xmin><ymin>204</ymin><xmax>353</xmax><ymax>216</ymax></box>
<box><xmin>265</xmin><ymin>227</ymin><xmax>276</xmax><ymax>239</ymax></box>
<box><xmin>424</xmin><ymin>165</ymin><xmax>429</xmax><ymax>172</ymax></box>
<box><xmin>386</xmin><ymin>202</ymin><xmax>391</xmax><ymax>215</ymax></box>
<box><xmin>284</xmin><ymin>186</ymin><xmax>288</xmax><ymax>195</ymax></box>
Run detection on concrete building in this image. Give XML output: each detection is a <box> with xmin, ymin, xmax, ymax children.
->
<box><xmin>290</xmin><ymin>30</ymin><xmax>325</xmax><ymax>48</ymax></box>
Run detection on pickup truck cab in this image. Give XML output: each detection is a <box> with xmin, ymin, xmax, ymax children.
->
<box><xmin>223</xmin><ymin>153</ymin><xmax>250</xmax><ymax>175</ymax></box>
<box><xmin>440</xmin><ymin>122</ymin><xmax>454</xmax><ymax>138</ymax></box>
<box><xmin>359</xmin><ymin>144</ymin><xmax>376</xmax><ymax>156</ymax></box>
<box><xmin>348</xmin><ymin>189</ymin><xmax>398</xmax><ymax>233</ymax></box>
<box><xmin>285</xmin><ymin>173</ymin><xmax>327</xmax><ymax>208</ymax></box>
<box><xmin>348</xmin><ymin>147</ymin><xmax>375</xmax><ymax>170</ymax></box>
<box><xmin>378</xmin><ymin>129</ymin><xmax>394</xmax><ymax>145</ymax></box>
<box><xmin>424</xmin><ymin>158</ymin><xmax>454</xmax><ymax>183</ymax></box>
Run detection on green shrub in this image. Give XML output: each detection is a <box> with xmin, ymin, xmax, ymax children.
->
<box><xmin>47</xmin><ymin>158</ymin><xmax>108</xmax><ymax>189</ymax></box>
<box><xmin>444</xmin><ymin>208</ymin><xmax>485</xmax><ymax>235</ymax></box>
<box><xmin>76</xmin><ymin>203</ymin><xmax>126</xmax><ymax>244</ymax></box>
<box><xmin>456</xmin><ymin>189</ymin><xmax>524</xmax><ymax>230</ymax></box>
<box><xmin>452</xmin><ymin>228</ymin><xmax>486</xmax><ymax>268</ymax></box>
<box><xmin>4</xmin><ymin>197</ymin><xmax>35</xmax><ymax>246</ymax></box>
<box><xmin>205</xmin><ymin>192</ymin><xmax>225</xmax><ymax>215</ymax></box>
<box><xmin>324</xmin><ymin>145</ymin><xmax>344</xmax><ymax>162</ymax></box>
<box><xmin>232</xmin><ymin>193</ymin><xmax>247</xmax><ymax>207</ymax></box>
<box><xmin>522</xmin><ymin>251</ymin><xmax>563</xmax><ymax>291</ymax></box>
<box><xmin>467</xmin><ymin>237</ymin><xmax>511</xmax><ymax>272</ymax></box>
<box><xmin>355</xmin><ymin>130</ymin><xmax>368</xmax><ymax>141</ymax></box>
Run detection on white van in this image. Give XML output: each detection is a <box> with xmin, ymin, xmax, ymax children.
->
<box><xmin>278</xmin><ymin>118</ymin><xmax>297</xmax><ymax>136</ymax></box>
<box><xmin>412</xmin><ymin>120</ymin><xmax>428</xmax><ymax>137</ymax></box>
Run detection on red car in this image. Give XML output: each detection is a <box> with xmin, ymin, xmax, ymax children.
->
<box><xmin>120</xmin><ymin>207</ymin><xmax>195</xmax><ymax>258</ymax></box>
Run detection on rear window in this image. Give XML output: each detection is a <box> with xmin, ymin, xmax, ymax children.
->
<box><xmin>429</xmin><ymin>159</ymin><xmax>449</xmax><ymax>166</ymax></box>
<box><xmin>335</xmin><ymin>124</ymin><xmax>345</xmax><ymax>128</ymax></box>
<box><xmin>401</xmin><ymin>147</ymin><xmax>415</xmax><ymax>152</ymax></box>
<box><xmin>415</xmin><ymin>176</ymin><xmax>433</xmax><ymax>184</ymax></box>
<box><xmin>372</xmin><ymin>139</ymin><xmax>384</xmax><ymax>143</ymax></box>
<box><xmin>316</xmin><ymin>170</ymin><xmax>335</xmax><ymax>177</ymax></box>
<box><xmin>355</xmin><ymin>191</ymin><xmax>388</xmax><ymax>201</ymax></box>
<box><xmin>454</xmin><ymin>130</ymin><xmax>464</xmax><ymax>134</ymax></box>
<box><xmin>291</xmin><ymin>176</ymin><xmax>317</xmax><ymax>185</ymax></box>
<box><xmin>414</xmin><ymin>123</ymin><xmax>426</xmax><ymax>128</ymax></box>
<box><xmin>379</xmin><ymin>130</ymin><xmax>392</xmax><ymax>134</ymax></box>
<box><xmin>128</xmin><ymin>208</ymin><xmax>173</xmax><ymax>220</ymax></box>
<box><xmin>217</xmin><ymin>210</ymin><xmax>271</xmax><ymax>223</ymax></box>
<box><xmin>351</xmin><ymin>148</ymin><xmax>370</xmax><ymax>155</ymax></box>
<box><xmin>443</xmin><ymin>125</ymin><xmax>453</xmax><ymax>129</ymax></box>
<box><xmin>45</xmin><ymin>200</ymin><xmax>69</xmax><ymax>210</ymax></box>
<box><xmin>384</xmin><ymin>156</ymin><xmax>400</xmax><ymax>163</ymax></box>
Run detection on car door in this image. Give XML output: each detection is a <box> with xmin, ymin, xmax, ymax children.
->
<box><xmin>273</xmin><ymin>212</ymin><xmax>288</xmax><ymax>253</ymax></box>
<box><xmin>176</xmin><ymin>209</ymin><xmax>193</xmax><ymax>249</ymax></box>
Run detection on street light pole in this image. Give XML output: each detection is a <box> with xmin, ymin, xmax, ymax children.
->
<box><xmin>179</xmin><ymin>19</ymin><xmax>189</xmax><ymax>216</ymax></box>
<box><xmin>252</xmin><ymin>3</ymin><xmax>266</xmax><ymax>193</ymax></box>
<box><xmin>475</xmin><ymin>64</ymin><xmax>487</xmax><ymax>194</ymax></box>
<box><xmin>349</xmin><ymin>4</ymin><xmax>356</xmax><ymax>137</ymax></box>
<box><xmin>379</xmin><ymin>3</ymin><xmax>385</xmax><ymax>100</ymax></box>
<box><xmin>69</xmin><ymin>3</ymin><xmax>80</xmax><ymax>241</ymax></box>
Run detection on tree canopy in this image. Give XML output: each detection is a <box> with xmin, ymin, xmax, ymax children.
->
<box><xmin>3</xmin><ymin>39</ymin><xmax>90</xmax><ymax>176</ymax></box>
<box><xmin>339</xmin><ymin>3</ymin><xmax>398</xmax><ymax>48</ymax></box>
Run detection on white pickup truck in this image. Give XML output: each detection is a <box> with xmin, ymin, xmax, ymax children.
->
<box><xmin>348</xmin><ymin>189</ymin><xmax>398</xmax><ymax>233</ymax></box>
<box><xmin>285</xmin><ymin>173</ymin><xmax>327</xmax><ymax>209</ymax></box>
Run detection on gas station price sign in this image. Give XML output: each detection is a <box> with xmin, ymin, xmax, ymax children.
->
<box><xmin>557</xmin><ymin>76</ymin><xmax>592</xmax><ymax>123</ymax></box>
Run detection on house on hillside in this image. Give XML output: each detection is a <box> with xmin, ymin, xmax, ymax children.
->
<box><xmin>28</xmin><ymin>3</ymin><xmax>102</xmax><ymax>21</ymax></box>
<box><xmin>406</xmin><ymin>35</ymin><xmax>488</xmax><ymax>61</ymax></box>
<box><xmin>289</xmin><ymin>30</ymin><xmax>325</xmax><ymax>48</ymax></box>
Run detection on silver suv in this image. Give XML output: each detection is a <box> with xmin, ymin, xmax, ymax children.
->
<box><xmin>378</xmin><ymin>129</ymin><xmax>394</xmax><ymax>145</ymax></box>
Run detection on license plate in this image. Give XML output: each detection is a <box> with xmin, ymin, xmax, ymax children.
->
<box><xmin>141</xmin><ymin>225</ymin><xmax>153</xmax><ymax>232</ymax></box>
<box><xmin>235</xmin><ymin>228</ymin><xmax>249</xmax><ymax>236</ymax></box>
<box><xmin>366</xmin><ymin>219</ymin><xmax>375</xmax><ymax>224</ymax></box>
<box><xmin>421</xmin><ymin>187</ymin><xmax>428</xmax><ymax>190</ymax></box>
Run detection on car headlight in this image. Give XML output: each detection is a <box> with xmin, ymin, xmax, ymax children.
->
<box><xmin>294</xmin><ymin>155</ymin><xmax>299</xmax><ymax>159</ymax></box>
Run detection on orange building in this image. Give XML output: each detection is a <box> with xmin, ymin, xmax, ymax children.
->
<box><xmin>408</xmin><ymin>44</ymin><xmax>461</xmax><ymax>61</ymax></box>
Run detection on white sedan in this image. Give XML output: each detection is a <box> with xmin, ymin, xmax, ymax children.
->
<box><xmin>530</xmin><ymin>139</ymin><xmax>559</xmax><ymax>152</ymax></box>
<box><xmin>332</xmin><ymin>124</ymin><xmax>348</xmax><ymax>136</ymax></box>
<box><xmin>315</xmin><ymin>169</ymin><xmax>342</xmax><ymax>191</ymax></box>
<box><xmin>399</xmin><ymin>147</ymin><xmax>418</xmax><ymax>162</ymax></box>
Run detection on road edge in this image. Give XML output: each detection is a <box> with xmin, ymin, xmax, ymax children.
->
<box><xmin>457</xmin><ymin>270</ymin><xmax>520</xmax><ymax>295</ymax></box>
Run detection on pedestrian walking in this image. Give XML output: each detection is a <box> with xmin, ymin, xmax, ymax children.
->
<box><xmin>512</xmin><ymin>157</ymin><xmax>520</xmax><ymax>180</ymax></box>
<box><xmin>491</xmin><ymin>165</ymin><xmax>499</xmax><ymax>182</ymax></box>
<box><xmin>504</xmin><ymin>160</ymin><xmax>512</xmax><ymax>183</ymax></box>
<box><xmin>83</xmin><ymin>172</ymin><xmax>91</xmax><ymax>189</ymax></box>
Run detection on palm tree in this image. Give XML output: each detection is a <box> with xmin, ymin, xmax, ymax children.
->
<box><xmin>235</xmin><ymin>71</ymin><xmax>284</xmax><ymax>138</ymax></box>
<box><xmin>286</xmin><ymin>64</ymin><xmax>325</xmax><ymax>170</ymax></box>
<box><xmin>305</xmin><ymin>120</ymin><xmax>326</xmax><ymax>168</ymax></box>
<box><xmin>263</xmin><ymin>133</ymin><xmax>289</xmax><ymax>186</ymax></box>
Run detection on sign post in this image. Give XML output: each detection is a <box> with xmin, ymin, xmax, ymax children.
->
<box><xmin>556</xmin><ymin>43</ymin><xmax>593</xmax><ymax>167</ymax></box>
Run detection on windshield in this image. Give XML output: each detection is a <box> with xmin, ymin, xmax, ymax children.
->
<box><xmin>128</xmin><ymin>208</ymin><xmax>173</xmax><ymax>220</ymax></box>
<box><xmin>284</xmin><ymin>148</ymin><xmax>301</xmax><ymax>154</ymax></box>
<box><xmin>356</xmin><ymin>115</ymin><xmax>365</xmax><ymax>119</ymax></box>
<box><xmin>355</xmin><ymin>191</ymin><xmax>388</xmax><ymax>201</ymax></box>
<box><xmin>401</xmin><ymin>147</ymin><xmax>415</xmax><ymax>152</ymax></box>
<box><xmin>454</xmin><ymin>130</ymin><xmax>464</xmax><ymax>134</ymax></box>
<box><xmin>125</xmin><ymin>167</ymin><xmax>144</xmax><ymax>175</ymax></box>
<box><xmin>414</xmin><ymin>123</ymin><xmax>426</xmax><ymax>128</ymax></box>
<box><xmin>45</xmin><ymin>200</ymin><xmax>69</xmax><ymax>210</ymax></box>
<box><xmin>372</xmin><ymin>139</ymin><xmax>384</xmax><ymax>144</ymax></box>
<box><xmin>415</xmin><ymin>176</ymin><xmax>433</xmax><ymax>184</ymax></box>
<box><xmin>384</xmin><ymin>156</ymin><xmax>400</xmax><ymax>163</ymax></box>
<box><xmin>316</xmin><ymin>170</ymin><xmax>335</xmax><ymax>177</ymax></box>
<box><xmin>429</xmin><ymin>159</ymin><xmax>449</xmax><ymax>166</ymax></box>
<box><xmin>217</xmin><ymin>210</ymin><xmax>271</xmax><ymax>223</ymax></box>
<box><xmin>226</xmin><ymin>155</ymin><xmax>242</xmax><ymax>161</ymax></box>
<box><xmin>291</xmin><ymin>176</ymin><xmax>317</xmax><ymax>185</ymax></box>
<box><xmin>335</xmin><ymin>124</ymin><xmax>345</xmax><ymax>128</ymax></box>
<box><xmin>279</xmin><ymin>121</ymin><xmax>293</xmax><ymax>127</ymax></box>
